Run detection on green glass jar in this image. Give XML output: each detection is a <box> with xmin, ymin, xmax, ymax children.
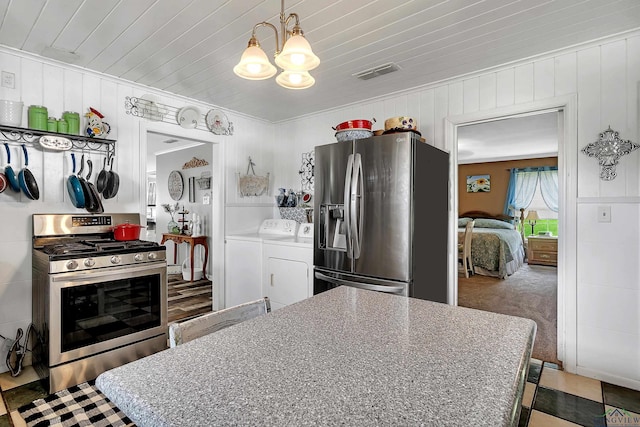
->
<box><xmin>28</xmin><ymin>105</ymin><xmax>48</xmax><ymax>130</ymax></box>
<box><xmin>62</xmin><ymin>111</ymin><xmax>80</xmax><ymax>135</ymax></box>
<box><xmin>47</xmin><ymin>117</ymin><xmax>57</xmax><ymax>132</ymax></box>
<box><xmin>57</xmin><ymin>119</ymin><xmax>68</xmax><ymax>134</ymax></box>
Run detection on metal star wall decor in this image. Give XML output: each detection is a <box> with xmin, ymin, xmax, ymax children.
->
<box><xmin>581</xmin><ymin>126</ymin><xmax>639</xmax><ymax>181</ymax></box>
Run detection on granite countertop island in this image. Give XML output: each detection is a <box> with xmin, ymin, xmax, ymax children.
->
<box><xmin>97</xmin><ymin>286</ymin><xmax>536</xmax><ymax>426</ymax></box>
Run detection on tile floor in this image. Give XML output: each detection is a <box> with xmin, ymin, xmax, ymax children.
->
<box><xmin>1</xmin><ymin>359</ymin><xmax>639</xmax><ymax>426</ymax></box>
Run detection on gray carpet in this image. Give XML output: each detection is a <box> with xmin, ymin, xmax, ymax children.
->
<box><xmin>458</xmin><ymin>264</ymin><xmax>559</xmax><ymax>365</ymax></box>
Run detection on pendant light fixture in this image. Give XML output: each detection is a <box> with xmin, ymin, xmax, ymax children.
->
<box><xmin>233</xmin><ymin>0</ymin><xmax>319</xmax><ymax>89</ymax></box>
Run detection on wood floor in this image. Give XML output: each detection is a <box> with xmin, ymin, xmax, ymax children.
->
<box><xmin>167</xmin><ymin>273</ymin><xmax>213</xmax><ymax>324</ymax></box>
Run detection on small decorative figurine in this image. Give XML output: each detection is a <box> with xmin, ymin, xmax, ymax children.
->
<box><xmin>276</xmin><ymin>188</ymin><xmax>287</xmax><ymax>207</ymax></box>
<box><xmin>85</xmin><ymin>107</ymin><xmax>111</xmax><ymax>138</ymax></box>
<box><xmin>286</xmin><ymin>189</ymin><xmax>297</xmax><ymax>207</ymax></box>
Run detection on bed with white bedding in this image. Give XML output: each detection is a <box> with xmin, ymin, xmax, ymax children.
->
<box><xmin>458</xmin><ymin>212</ymin><xmax>525</xmax><ymax>279</ymax></box>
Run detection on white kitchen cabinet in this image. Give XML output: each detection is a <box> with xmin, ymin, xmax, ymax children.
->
<box><xmin>225</xmin><ymin>236</ymin><xmax>262</xmax><ymax>308</ymax></box>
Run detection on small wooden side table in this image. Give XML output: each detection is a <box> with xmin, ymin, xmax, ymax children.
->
<box><xmin>161</xmin><ymin>233</ymin><xmax>208</xmax><ymax>281</ymax></box>
<box><xmin>527</xmin><ymin>235</ymin><xmax>558</xmax><ymax>266</ymax></box>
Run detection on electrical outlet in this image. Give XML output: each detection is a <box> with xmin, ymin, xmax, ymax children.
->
<box><xmin>597</xmin><ymin>205</ymin><xmax>611</xmax><ymax>223</ymax></box>
<box><xmin>1</xmin><ymin>71</ymin><xmax>15</xmax><ymax>89</ymax></box>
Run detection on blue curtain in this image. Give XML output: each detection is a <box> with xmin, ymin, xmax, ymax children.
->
<box><xmin>503</xmin><ymin>168</ymin><xmax>518</xmax><ymax>216</ymax></box>
<box><xmin>503</xmin><ymin>166</ymin><xmax>559</xmax><ymax>215</ymax></box>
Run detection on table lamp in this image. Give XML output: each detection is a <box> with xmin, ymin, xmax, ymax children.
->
<box><xmin>526</xmin><ymin>210</ymin><xmax>539</xmax><ymax>236</ymax></box>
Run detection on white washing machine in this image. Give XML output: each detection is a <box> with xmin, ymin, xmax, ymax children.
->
<box><xmin>262</xmin><ymin>223</ymin><xmax>314</xmax><ymax>311</ymax></box>
<box><xmin>225</xmin><ymin>220</ymin><xmax>300</xmax><ymax>308</ymax></box>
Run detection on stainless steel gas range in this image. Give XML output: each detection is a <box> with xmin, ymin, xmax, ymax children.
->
<box><xmin>31</xmin><ymin>213</ymin><xmax>168</xmax><ymax>393</ymax></box>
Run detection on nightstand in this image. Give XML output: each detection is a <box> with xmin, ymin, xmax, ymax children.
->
<box><xmin>527</xmin><ymin>235</ymin><xmax>558</xmax><ymax>266</ymax></box>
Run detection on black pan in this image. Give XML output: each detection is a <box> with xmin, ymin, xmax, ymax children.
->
<box><xmin>4</xmin><ymin>143</ymin><xmax>20</xmax><ymax>193</ymax></box>
<box><xmin>66</xmin><ymin>153</ymin><xmax>85</xmax><ymax>208</ymax></box>
<box><xmin>18</xmin><ymin>144</ymin><xmax>39</xmax><ymax>200</ymax></box>
<box><xmin>77</xmin><ymin>154</ymin><xmax>97</xmax><ymax>212</ymax></box>
<box><xmin>96</xmin><ymin>155</ymin><xmax>108</xmax><ymax>193</ymax></box>
<box><xmin>103</xmin><ymin>156</ymin><xmax>120</xmax><ymax>199</ymax></box>
<box><xmin>86</xmin><ymin>159</ymin><xmax>104</xmax><ymax>213</ymax></box>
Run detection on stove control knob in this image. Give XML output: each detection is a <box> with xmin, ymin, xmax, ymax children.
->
<box><xmin>84</xmin><ymin>258</ymin><xmax>96</xmax><ymax>267</ymax></box>
<box><xmin>66</xmin><ymin>260</ymin><xmax>78</xmax><ymax>270</ymax></box>
<box><xmin>110</xmin><ymin>255</ymin><xmax>121</xmax><ymax>265</ymax></box>
<box><xmin>148</xmin><ymin>252</ymin><xmax>158</xmax><ymax>260</ymax></box>
<box><xmin>134</xmin><ymin>253</ymin><xmax>144</xmax><ymax>262</ymax></box>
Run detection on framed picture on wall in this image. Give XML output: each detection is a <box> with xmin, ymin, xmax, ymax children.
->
<box><xmin>466</xmin><ymin>175</ymin><xmax>491</xmax><ymax>193</ymax></box>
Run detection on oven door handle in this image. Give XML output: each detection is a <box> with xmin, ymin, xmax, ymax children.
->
<box><xmin>51</xmin><ymin>262</ymin><xmax>166</xmax><ymax>282</ymax></box>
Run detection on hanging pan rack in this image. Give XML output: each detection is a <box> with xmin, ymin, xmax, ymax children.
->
<box><xmin>0</xmin><ymin>124</ymin><xmax>115</xmax><ymax>156</ymax></box>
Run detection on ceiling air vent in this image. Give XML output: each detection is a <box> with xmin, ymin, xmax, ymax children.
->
<box><xmin>352</xmin><ymin>62</ymin><xmax>400</xmax><ymax>80</ymax></box>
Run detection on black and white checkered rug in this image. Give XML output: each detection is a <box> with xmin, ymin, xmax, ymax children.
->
<box><xmin>18</xmin><ymin>381</ymin><xmax>134</xmax><ymax>427</ymax></box>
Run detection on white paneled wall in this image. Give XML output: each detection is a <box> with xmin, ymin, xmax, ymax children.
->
<box><xmin>0</xmin><ymin>29</ymin><xmax>639</xmax><ymax>387</ymax></box>
<box><xmin>0</xmin><ymin>47</ymin><xmax>276</xmax><ymax>373</ymax></box>
<box><xmin>275</xmin><ymin>32</ymin><xmax>640</xmax><ymax>389</ymax></box>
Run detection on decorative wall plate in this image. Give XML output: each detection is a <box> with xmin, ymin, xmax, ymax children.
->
<box><xmin>176</xmin><ymin>106</ymin><xmax>200</xmax><ymax>129</ymax></box>
<box><xmin>140</xmin><ymin>94</ymin><xmax>166</xmax><ymax>121</ymax></box>
<box><xmin>206</xmin><ymin>109</ymin><xmax>230</xmax><ymax>135</ymax></box>
<box><xmin>38</xmin><ymin>135</ymin><xmax>72</xmax><ymax>151</ymax></box>
<box><xmin>168</xmin><ymin>170</ymin><xmax>184</xmax><ymax>200</ymax></box>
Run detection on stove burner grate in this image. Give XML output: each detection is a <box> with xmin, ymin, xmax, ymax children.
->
<box><xmin>41</xmin><ymin>239</ymin><xmax>161</xmax><ymax>256</ymax></box>
<box><xmin>42</xmin><ymin>243</ymin><xmax>93</xmax><ymax>255</ymax></box>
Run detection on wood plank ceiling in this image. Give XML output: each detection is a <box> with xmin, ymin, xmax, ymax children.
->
<box><xmin>0</xmin><ymin>0</ymin><xmax>638</xmax><ymax>122</ymax></box>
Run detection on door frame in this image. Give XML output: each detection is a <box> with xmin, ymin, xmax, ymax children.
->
<box><xmin>138</xmin><ymin>120</ymin><xmax>226</xmax><ymax>311</ymax></box>
<box><xmin>444</xmin><ymin>95</ymin><xmax>578</xmax><ymax>373</ymax></box>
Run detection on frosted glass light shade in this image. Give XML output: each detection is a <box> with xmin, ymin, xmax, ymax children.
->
<box><xmin>233</xmin><ymin>45</ymin><xmax>277</xmax><ymax>80</ymax></box>
<box><xmin>276</xmin><ymin>70</ymin><xmax>315</xmax><ymax>89</ymax></box>
<box><xmin>274</xmin><ymin>35</ymin><xmax>320</xmax><ymax>71</ymax></box>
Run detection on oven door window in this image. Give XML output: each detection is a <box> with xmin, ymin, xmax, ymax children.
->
<box><xmin>61</xmin><ymin>274</ymin><xmax>161</xmax><ymax>352</ymax></box>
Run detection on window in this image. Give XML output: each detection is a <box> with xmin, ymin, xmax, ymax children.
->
<box><xmin>505</xmin><ymin>166</ymin><xmax>559</xmax><ymax>236</ymax></box>
<box><xmin>526</xmin><ymin>181</ymin><xmax>558</xmax><ymax>236</ymax></box>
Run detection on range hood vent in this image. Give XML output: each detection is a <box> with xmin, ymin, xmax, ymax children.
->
<box><xmin>352</xmin><ymin>62</ymin><xmax>400</xmax><ymax>80</ymax></box>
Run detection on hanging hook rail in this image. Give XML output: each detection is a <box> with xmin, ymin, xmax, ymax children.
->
<box><xmin>0</xmin><ymin>124</ymin><xmax>115</xmax><ymax>157</ymax></box>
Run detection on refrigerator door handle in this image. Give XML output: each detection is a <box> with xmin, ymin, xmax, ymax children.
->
<box><xmin>343</xmin><ymin>154</ymin><xmax>354</xmax><ymax>258</ymax></box>
<box><xmin>315</xmin><ymin>271</ymin><xmax>406</xmax><ymax>295</ymax></box>
<box><xmin>351</xmin><ymin>153</ymin><xmax>364</xmax><ymax>259</ymax></box>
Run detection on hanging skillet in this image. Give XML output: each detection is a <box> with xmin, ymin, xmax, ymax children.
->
<box><xmin>0</xmin><ymin>169</ymin><xmax>6</xmax><ymax>194</ymax></box>
<box><xmin>4</xmin><ymin>143</ymin><xmax>20</xmax><ymax>193</ymax></box>
<box><xmin>86</xmin><ymin>159</ymin><xmax>104</xmax><ymax>213</ymax></box>
<box><xmin>103</xmin><ymin>156</ymin><xmax>120</xmax><ymax>199</ymax></box>
<box><xmin>0</xmin><ymin>146</ymin><xmax>7</xmax><ymax>194</ymax></box>
<box><xmin>18</xmin><ymin>144</ymin><xmax>39</xmax><ymax>200</ymax></box>
<box><xmin>66</xmin><ymin>153</ymin><xmax>85</xmax><ymax>208</ymax></box>
<box><xmin>77</xmin><ymin>154</ymin><xmax>97</xmax><ymax>212</ymax></box>
<box><xmin>96</xmin><ymin>154</ymin><xmax>108</xmax><ymax>193</ymax></box>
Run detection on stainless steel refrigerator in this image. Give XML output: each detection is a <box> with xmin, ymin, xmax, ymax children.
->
<box><xmin>313</xmin><ymin>132</ymin><xmax>449</xmax><ymax>303</ymax></box>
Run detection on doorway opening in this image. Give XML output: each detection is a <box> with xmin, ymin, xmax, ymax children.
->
<box><xmin>445</xmin><ymin>95</ymin><xmax>579</xmax><ymax>372</ymax></box>
<box><xmin>139</xmin><ymin>123</ymin><xmax>225</xmax><ymax>312</ymax></box>
<box><xmin>456</xmin><ymin>111</ymin><xmax>560</xmax><ymax>364</ymax></box>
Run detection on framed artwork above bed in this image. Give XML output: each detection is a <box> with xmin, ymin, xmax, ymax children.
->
<box><xmin>466</xmin><ymin>175</ymin><xmax>490</xmax><ymax>192</ymax></box>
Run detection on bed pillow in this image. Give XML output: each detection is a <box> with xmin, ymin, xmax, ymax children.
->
<box><xmin>474</xmin><ymin>218</ymin><xmax>515</xmax><ymax>230</ymax></box>
<box><xmin>458</xmin><ymin>217</ymin><xmax>473</xmax><ymax>227</ymax></box>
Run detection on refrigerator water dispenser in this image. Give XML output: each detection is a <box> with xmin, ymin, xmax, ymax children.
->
<box><xmin>319</xmin><ymin>204</ymin><xmax>347</xmax><ymax>251</ymax></box>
